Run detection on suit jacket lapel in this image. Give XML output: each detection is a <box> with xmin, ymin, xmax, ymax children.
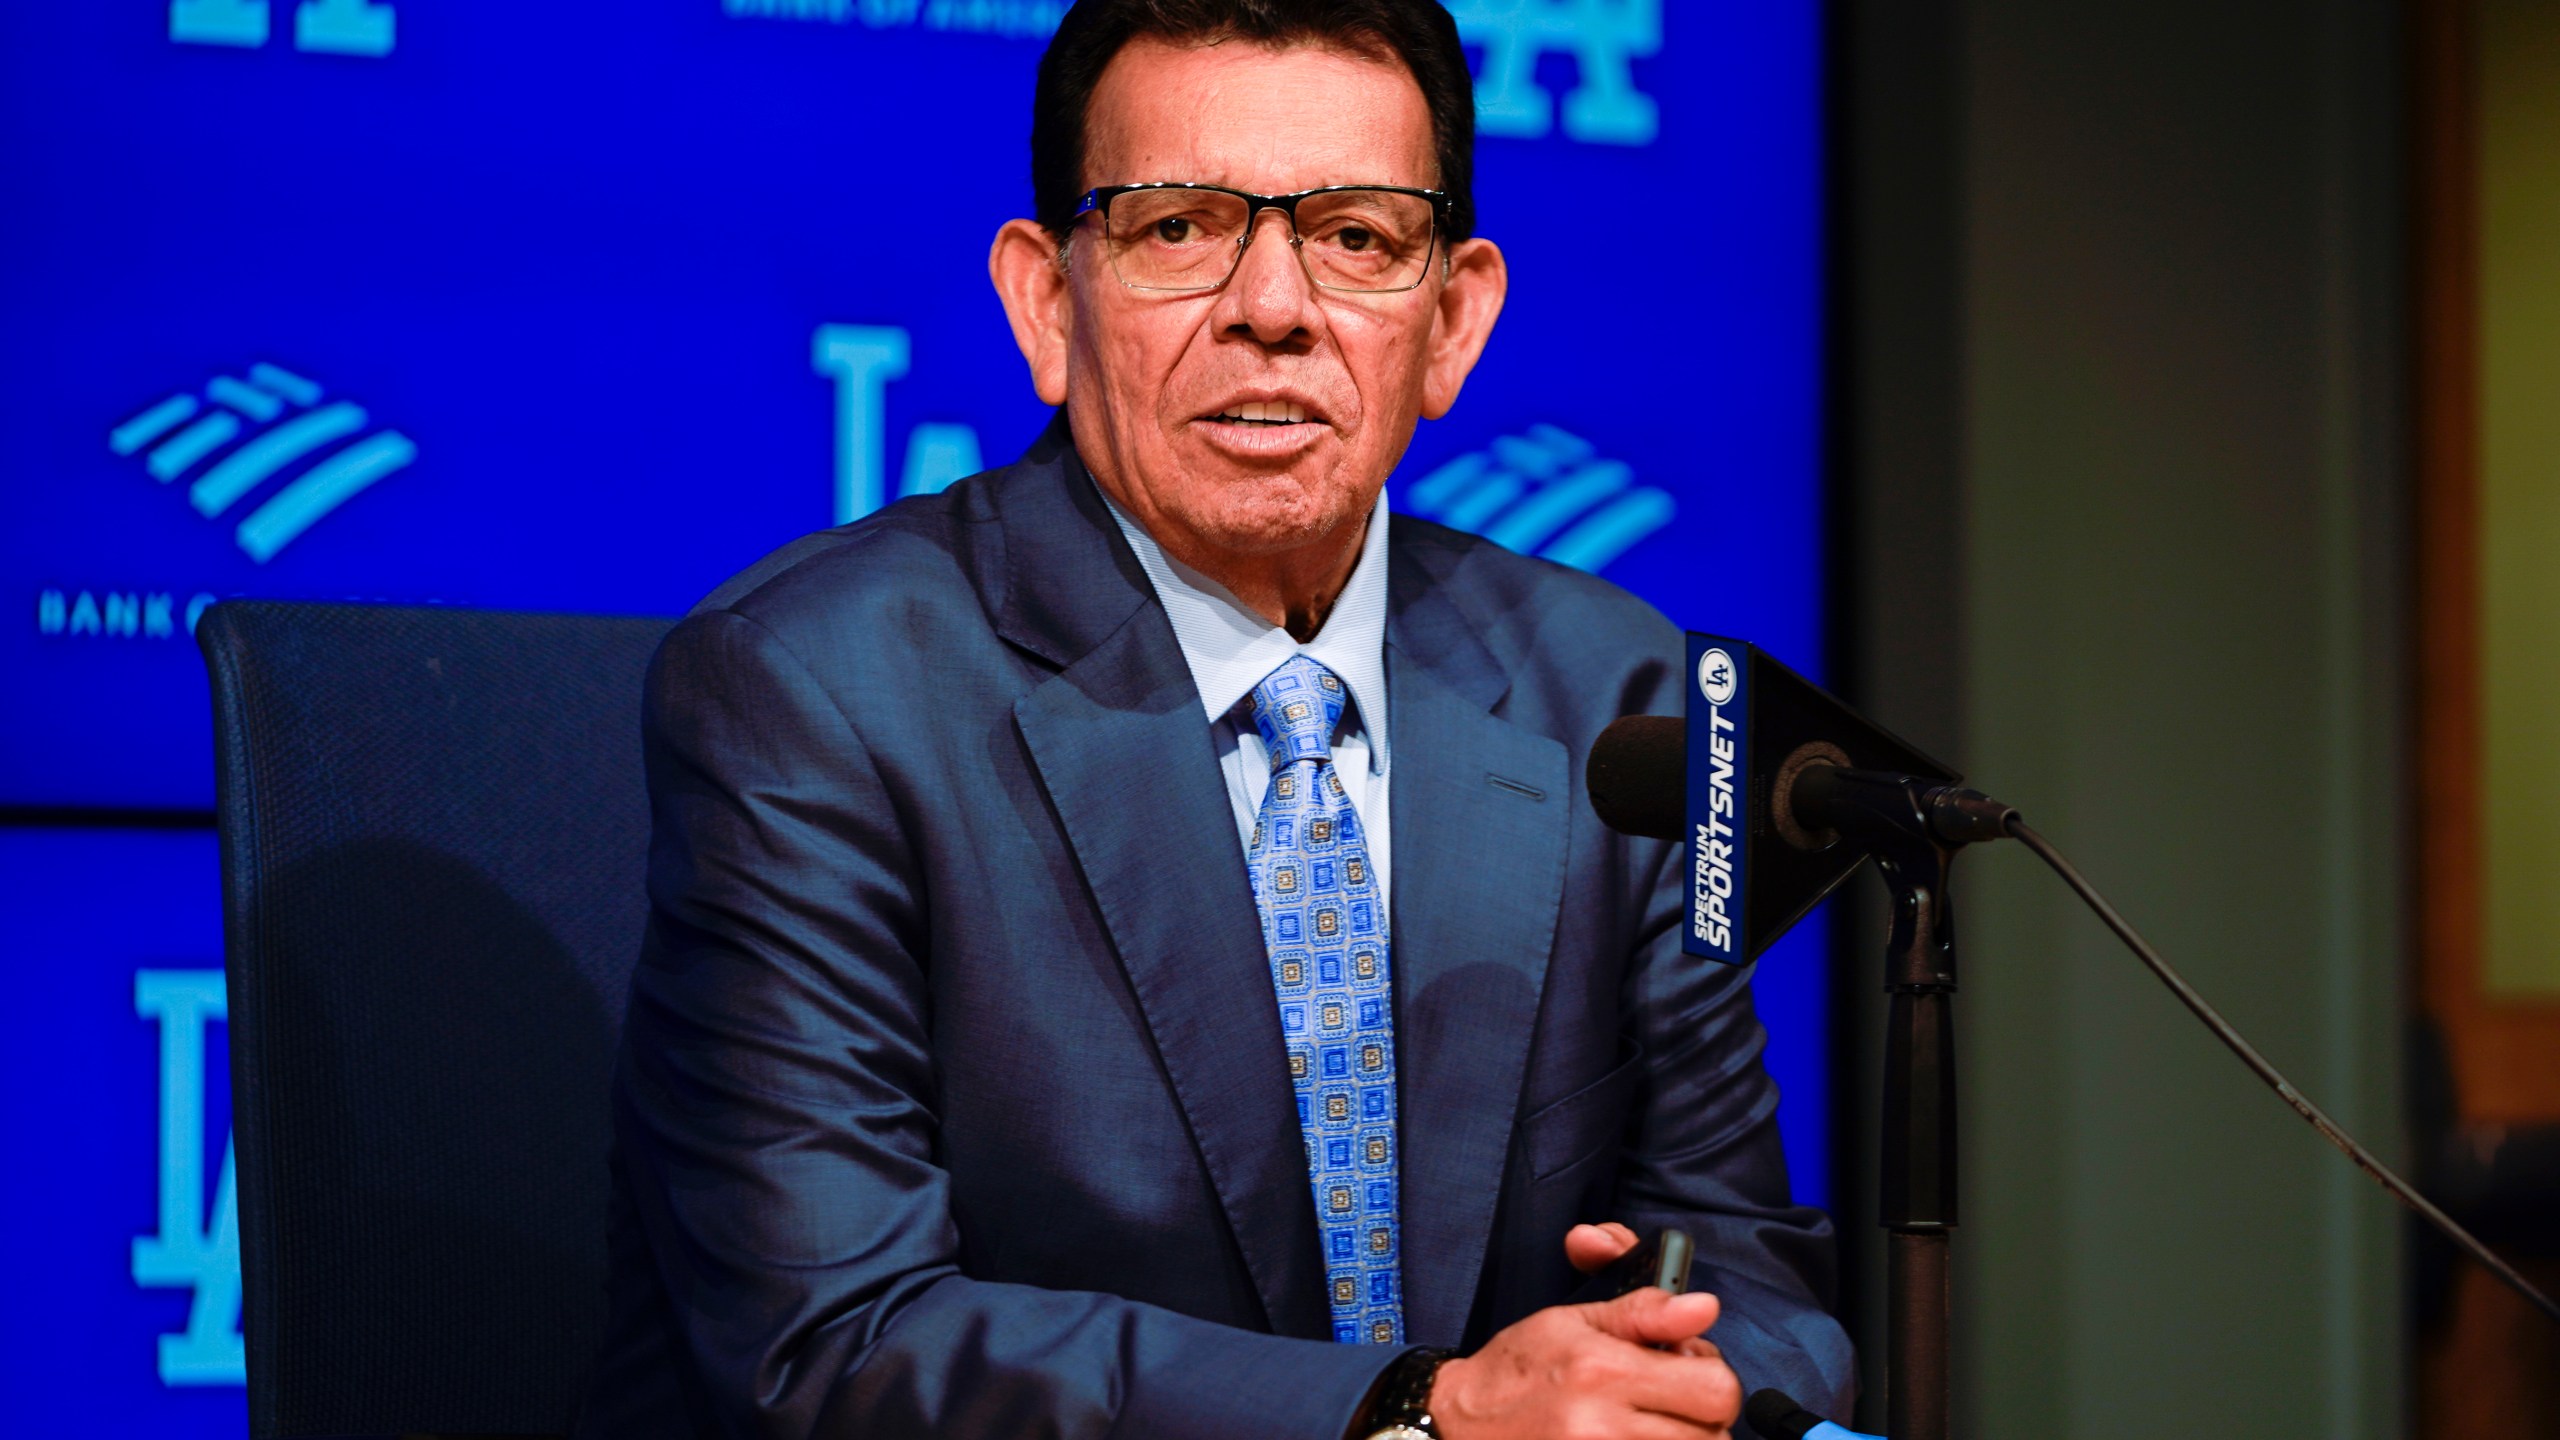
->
<box><xmin>1386</xmin><ymin>532</ymin><xmax>1571</xmax><ymax>1348</ymax></box>
<box><xmin>998</xmin><ymin>442</ymin><xmax>1332</xmax><ymax>1340</ymax></box>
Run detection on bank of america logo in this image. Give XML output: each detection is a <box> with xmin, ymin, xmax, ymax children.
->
<box><xmin>1448</xmin><ymin>0</ymin><xmax>1660</xmax><ymax>145</ymax></box>
<box><xmin>724</xmin><ymin>0</ymin><xmax>1659</xmax><ymax>146</ymax></box>
<box><xmin>1402</xmin><ymin>425</ymin><xmax>1672</xmax><ymax>573</ymax></box>
<box><xmin>108</xmin><ymin>363</ymin><xmax>417</xmax><ymax>563</ymax></box>
<box><xmin>723</xmin><ymin>0</ymin><xmax>1065</xmax><ymax>38</ymax></box>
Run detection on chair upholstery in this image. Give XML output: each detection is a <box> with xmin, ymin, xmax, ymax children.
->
<box><xmin>200</xmin><ymin>601</ymin><xmax>670</xmax><ymax>1439</ymax></box>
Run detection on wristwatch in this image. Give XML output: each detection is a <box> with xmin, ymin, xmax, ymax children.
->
<box><xmin>1361</xmin><ymin>1347</ymin><xmax>1457</xmax><ymax>1440</ymax></box>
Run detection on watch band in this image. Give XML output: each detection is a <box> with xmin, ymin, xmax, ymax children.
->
<box><xmin>1362</xmin><ymin>1346</ymin><xmax>1457</xmax><ymax>1440</ymax></box>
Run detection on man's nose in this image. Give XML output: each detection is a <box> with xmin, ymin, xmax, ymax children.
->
<box><xmin>1216</xmin><ymin>209</ymin><xmax>1321</xmax><ymax>344</ymax></box>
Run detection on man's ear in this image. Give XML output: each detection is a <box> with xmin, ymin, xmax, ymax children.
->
<box><xmin>1420</xmin><ymin>236</ymin><xmax>1507</xmax><ymax>420</ymax></box>
<box><xmin>989</xmin><ymin>218</ymin><xmax>1073</xmax><ymax>407</ymax></box>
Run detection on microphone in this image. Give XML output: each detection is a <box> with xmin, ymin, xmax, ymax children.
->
<box><xmin>1586</xmin><ymin>634</ymin><xmax>1998</xmax><ymax>1440</ymax></box>
<box><xmin>1585</xmin><ymin>714</ymin><xmax>1683</xmax><ymax>839</ymax></box>
<box><xmin>1584</xmin><ymin>634</ymin><xmax>1973</xmax><ymax>964</ymax></box>
<box><xmin>1589</xmin><ymin>721</ymin><xmax>2017</xmax><ymax>848</ymax></box>
<box><xmin>1597</xmin><ymin>635</ymin><xmax>2560</xmax><ymax>1358</ymax></box>
<box><xmin>1743</xmin><ymin>1388</ymin><xmax>1884</xmax><ymax>1440</ymax></box>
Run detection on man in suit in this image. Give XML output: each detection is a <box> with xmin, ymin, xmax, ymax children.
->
<box><xmin>584</xmin><ymin>2</ymin><xmax>1854</xmax><ymax>1436</ymax></box>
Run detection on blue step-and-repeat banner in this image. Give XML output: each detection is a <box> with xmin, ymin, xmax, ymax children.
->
<box><xmin>0</xmin><ymin>2</ymin><xmax>1822</xmax><ymax>1430</ymax></box>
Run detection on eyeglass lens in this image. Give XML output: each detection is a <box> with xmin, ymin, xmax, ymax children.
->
<box><xmin>1098</xmin><ymin>188</ymin><xmax>1437</xmax><ymax>293</ymax></box>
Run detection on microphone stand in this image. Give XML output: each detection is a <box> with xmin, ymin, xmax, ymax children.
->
<box><xmin>1787</xmin><ymin>761</ymin><xmax>2560</xmax><ymax>1438</ymax></box>
<box><xmin>1594</xmin><ymin>677</ymin><xmax>2560</xmax><ymax>1439</ymax></box>
<box><xmin>1795</xmin><ymin>768</ymin><xmax>2008</xmax><ymax>1440</ymax></box>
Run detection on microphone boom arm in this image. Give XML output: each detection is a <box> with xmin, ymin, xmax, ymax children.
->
<box><xmin>1784</xmin><ymin>763</ymin><xmax>2560</xmax><ymax>1344</ymax></box>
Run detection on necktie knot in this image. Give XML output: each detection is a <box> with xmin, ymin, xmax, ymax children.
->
<box><xmin>1248</xmin><ymin>655</ymin><xmax>1348</xmax><ymax>772</ymax></box>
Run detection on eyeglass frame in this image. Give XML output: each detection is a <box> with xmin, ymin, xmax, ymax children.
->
<box><xmin>1070</xmin><ymin>181</ymin><xmax>1454</xmax><ymax>294</ymax></box>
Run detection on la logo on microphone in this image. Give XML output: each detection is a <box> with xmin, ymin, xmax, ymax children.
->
<box><xmin>1698</xmin><ymin>647</ymin><xmax>1738</xmax><ymax>706</ymax></box>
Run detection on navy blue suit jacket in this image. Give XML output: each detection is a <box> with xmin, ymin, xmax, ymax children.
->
<box><xmin>581</xmin><ymin>421</ymin><xmax>1853</xmax><ymax>1438</ymax></box>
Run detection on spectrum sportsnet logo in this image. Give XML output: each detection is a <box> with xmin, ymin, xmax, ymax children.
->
<box><xmin>1401</xmin><ymin>424</ymin><xmax>1673</xmax><ymax>574</ymax></box>
<box><xmin>108</xmin><ymin>362</ymin><xmax>417</xmax><ymax>564</ymax></box>
<box><xmin>1688</xmin><ymin>640</ymin><xmax>1743</xmax><ymax>960</ymax></box>
<box><xmin>170</xmin><ymin>0</ymin><xmax>395</xmax><ymax>55</ymax></box>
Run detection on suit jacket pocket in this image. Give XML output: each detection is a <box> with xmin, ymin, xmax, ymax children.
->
<box><xmin>1520</xmin><ymin>1036</ymin><xmax>1645</xmax><ymax>1183</ymax></box>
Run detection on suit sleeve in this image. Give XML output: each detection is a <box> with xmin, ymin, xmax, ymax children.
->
<box><xmin>1610</xmin><ymin>827</ymin><xmax>1859</xmax><ymax>1421</ymax></box>
<box><xmin>612</xmin><ymin>608</ymin><xmax>1400</xmax><ymax>1440</ymax></box>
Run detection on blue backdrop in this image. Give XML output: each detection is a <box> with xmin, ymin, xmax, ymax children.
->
<box><xmin>0</xmin><ymin>2</ymin><xmax>1823</xmax><ymax>1430</ymax></box>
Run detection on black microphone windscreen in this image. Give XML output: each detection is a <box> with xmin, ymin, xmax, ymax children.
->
<box><xmin>1587</xmin><ymin>715</ymin><xmax>1684</xmax><ymax>840</ymax></box>
<box><xmin>1742</xmin><ymin>1388</ymin><xmax>1821</xmax><ymax>1440</ymax></box>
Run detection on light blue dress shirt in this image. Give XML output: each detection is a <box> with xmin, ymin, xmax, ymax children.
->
<box><xmin>1096</xmin><ymin>481</ymin><xmax>1393</xmax><ymax>904</ymax></box>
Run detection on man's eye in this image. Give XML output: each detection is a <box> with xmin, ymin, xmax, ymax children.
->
<box><xmin>1336</xmin><ymin>226</ymin><xmax>1376</xmax><ymax>252</ymax></box>
<box><xmin>1153</xmin><ymin>217</ymin><xmax>1196</xmax><ymax>244</ymax></box>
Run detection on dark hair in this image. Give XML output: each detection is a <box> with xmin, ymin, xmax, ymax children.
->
<box><xmin>1032</xmin><ymin>0</ymin><xmax>1477</xmax><ymax>244</ymax></box>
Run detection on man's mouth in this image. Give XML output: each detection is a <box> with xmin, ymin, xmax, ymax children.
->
<box><xmin>1208</xmin><ymin>400</ymin><xmax>1315</xmax><ymax>426</ymax></box>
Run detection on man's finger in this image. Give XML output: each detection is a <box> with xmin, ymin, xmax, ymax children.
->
<box><xmin>1581</xmin><ymin>1284</ymin><xmax>1723</xmax><ymax>1347</ymax></box>
<box><xmin>1563</xmin><ymin>1221</ymin><xmax>1643</xmax><ymax>1274</ymax></box>
<box><xmin>1563</xmin><ymin>1337</ymin><xmax>1744</xmax><ymax>1432</ymax></box>
<box><xmin>1604</xmin><ymin>1410</ymin><xmax>1731</xmax><ymax>1440</ymax></box>
<box><xmin>1621</xmin><ymin>1353</ymin><xmax>1746</xmax><ymax>1429</ymax></box>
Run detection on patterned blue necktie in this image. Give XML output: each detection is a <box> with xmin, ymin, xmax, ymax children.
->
<box><xmin>1245</xmin><ymin>654</ymin><xmax>1404</xmax><ymax>1346</ymax></box>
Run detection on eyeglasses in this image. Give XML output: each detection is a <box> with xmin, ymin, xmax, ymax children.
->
<box><xmin>1074</xmin><ymin>182</ymin><xmax>1449</xmax><ymax>294</ymax></box>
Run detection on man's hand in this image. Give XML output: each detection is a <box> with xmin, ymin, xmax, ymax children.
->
<box><xmin>1424</xmin><ymin>1223</ymin><xmax>1743</xmax><ymax>1440</ymax></box>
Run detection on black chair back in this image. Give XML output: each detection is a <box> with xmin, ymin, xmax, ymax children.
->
<box><xmin>200</xmin><ymin>601</ymin><xmax>670</xmax><ymax>1438</ymax></box>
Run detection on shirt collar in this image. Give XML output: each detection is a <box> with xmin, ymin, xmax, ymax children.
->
<box><xmin>1094</xmin><ymin>472</ymin><xmax>1392</xmax><ymax>776</ymax></box>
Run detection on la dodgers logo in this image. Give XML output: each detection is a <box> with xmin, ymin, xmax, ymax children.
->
<box><xmin>813</xmin><ymin>325</ymin><xmax>987</xmax><ymax>523</ymax></box>
<box><xmin>1447</xmin><ymin>0</ymin><xmax>1663</xmax><ymax>145</ymax></box>
<box><xmin>132</xmin><ymin>970</ymin><xmax>244</xmax><ymax>1386</ymax></box>
<box><xmin>1699</xmin><ymin>647</ymin><xmax>1738</xmax><ymax>706</ymax></box>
